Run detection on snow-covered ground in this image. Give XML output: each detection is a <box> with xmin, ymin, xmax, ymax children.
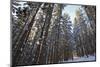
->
<box><xmin>61</xmin><ymin>55</ymin><xmax>96</xmax><ymax>63</ymax></box>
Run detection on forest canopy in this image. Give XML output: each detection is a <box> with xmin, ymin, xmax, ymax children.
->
<box><xmin>11</xmin><ymin>1</ymin><xmax>96</xmax><ymax>66</ymax></box>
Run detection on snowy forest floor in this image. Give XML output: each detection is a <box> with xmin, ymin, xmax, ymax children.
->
<box><xmin>61</xmin><ymin>55</ymin><xmax>96</xmax><ymax>63</ymax></box>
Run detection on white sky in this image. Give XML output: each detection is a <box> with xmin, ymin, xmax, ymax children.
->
<box><xmin>62</xmin><ymin>5</ymin><xmax>81</xmax><ymax>24</ymax></box>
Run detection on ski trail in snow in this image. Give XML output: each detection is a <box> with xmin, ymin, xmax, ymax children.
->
<box><xmin>61</xmin><ymin>55</ymin><xmax>96</xmax><ymax>63</ymax></box>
